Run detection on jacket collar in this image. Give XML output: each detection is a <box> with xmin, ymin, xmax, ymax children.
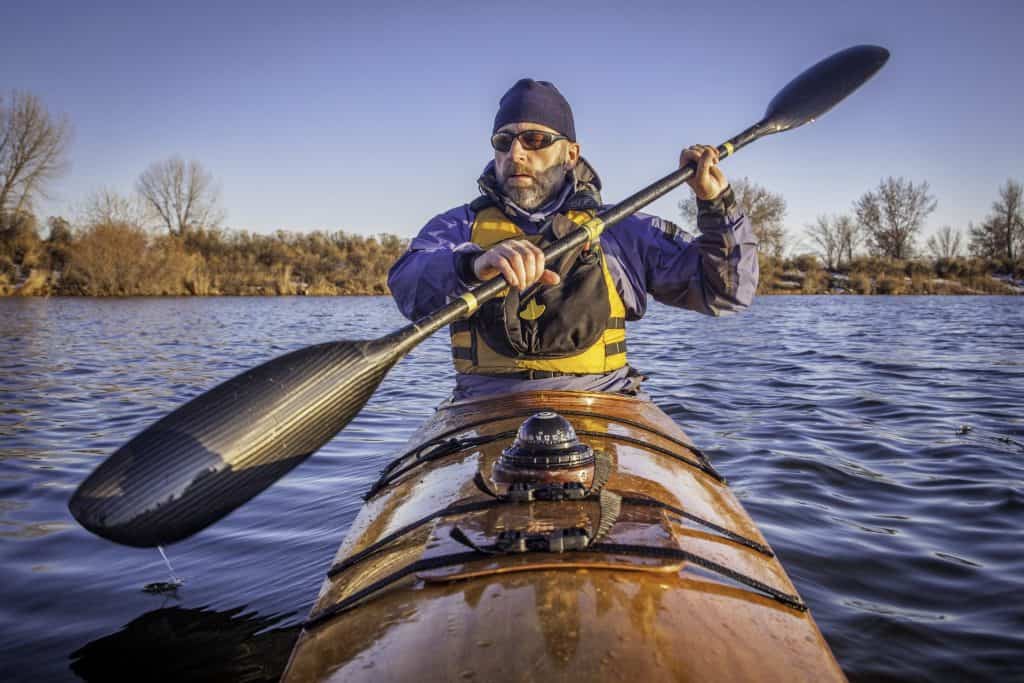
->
<box><xmin>476</xmin><ymin>157</ymin><xmax>603</xmax><ymax>226</ymax></box>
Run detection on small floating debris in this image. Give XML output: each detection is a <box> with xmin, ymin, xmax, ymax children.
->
<box><xmin>956</xmin><ymin>424</ymin><xmax>972</xmax><ymax>435</ymax></box>
<box><xmin>142</xmin><ymin>581</ymin><xmax>183</xmax><ymax>595</ymax></box>
<box><xmin>143</xmin><ymin>545</ymin><xmax>184</xmax><ymax>594</ymax></box>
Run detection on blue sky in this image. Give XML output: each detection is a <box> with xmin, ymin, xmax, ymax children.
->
<box><xmin>3</xmin><ymin>0</ymin><xmax>1021</xmax><ymax>252</ymax></box>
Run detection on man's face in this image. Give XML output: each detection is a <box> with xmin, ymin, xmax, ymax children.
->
<box><xmin>494</xmin><ymin>122</ymin><xmax>580</xmax><ymax>210</ymax></box>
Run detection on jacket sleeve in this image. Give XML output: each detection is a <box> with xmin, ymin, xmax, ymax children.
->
<box><xmin>387</xmin><ymin>205</ymin><xmax>483</xmax><ymax>321</ymax></box>
<box><xmin>602</xmin><ymin>186</ymin><xmax>759</xmax><ymax>318</ymax></box>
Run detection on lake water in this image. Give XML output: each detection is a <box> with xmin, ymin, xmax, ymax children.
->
<box><xmin>1</xmin><ymin>295</ymin><xmax>1022</xmax><ymax>682</ymax></box>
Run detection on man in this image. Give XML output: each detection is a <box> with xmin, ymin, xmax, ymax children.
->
<box><xmin>388</xmin><ymin>79</ymin><xmax>757</xmax><ymax>400</ymax></box>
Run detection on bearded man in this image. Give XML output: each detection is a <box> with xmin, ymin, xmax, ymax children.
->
<box><xmin>388</xmin><ymin>79</ymin><xmax>757</xmax><ymax>400</ymax></box>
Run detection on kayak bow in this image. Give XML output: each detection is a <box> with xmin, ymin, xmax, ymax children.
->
<box><xmin>282</xmin><ymin>391</ymin><xmax>846</xmax><ymax>682</ymax></box>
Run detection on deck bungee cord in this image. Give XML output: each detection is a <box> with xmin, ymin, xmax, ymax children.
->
<box><xmin>310</xmin><ymin>412</ymin><xmax>794</xmax><ymax>632</ymax></box>
<box><xmin>306</xmin><ymin>514</ymin><xmax>805</xmax><ymax>631</ymax></box>
<box><xmin>364</xmin><ymin>408</ymin><xmax>724</xmax><ymax>499</ymax></box>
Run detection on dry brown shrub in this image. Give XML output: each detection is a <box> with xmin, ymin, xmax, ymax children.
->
<box><xmin>272</xmin><ymin>264</ymin><xmax>295</xmax><ymax>295</ymax></box>
<box><xmin>801</xmin><ymin>268</ymin><xmax>829</xmax><ymax>294</ymax></box>
<box><xmin>875</xmin><ymin>275</ymin><xmax>906</xmax><ymax>295</ymax></box>
<box><xmin>849</xmin><ymin>272</ymin><xmax>873</xmax><ymax>294</ymax></box>
<box><xmin>64</xmin><ymin>221</ymin><xmax>149</xmax><ymax>295</ymax></box>
<box><xmin>306</xmin><ymin>276</ymin><xmax>339</xmax><ymax>296</ymax></box>
<box><xmin>756</xmin><ymin>253</ymin><xmax>779</xmax><ymax>294</ymax></box>
<box><xmin>909</xmin><ymin>274</ymin><xmax>934</xmax><ymax>294</ymax></box>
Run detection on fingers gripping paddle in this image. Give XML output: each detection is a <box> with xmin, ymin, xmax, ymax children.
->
<box><xmin>70</xmin><ymin>45</ymin><xmax>890</xmax><ymax>547</ymax></box>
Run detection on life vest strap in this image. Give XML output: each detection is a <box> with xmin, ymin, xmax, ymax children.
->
<box><xmin>605</xmin><ymin>341</ymin><xmax>627</xmax><ymax>357</ymax></box>
<box><xmin>452</xmin><ymin>317</ymin><xmax>623</xmax><ymax>333</ymax></box>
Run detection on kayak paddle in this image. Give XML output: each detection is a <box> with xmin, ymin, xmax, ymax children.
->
<box><xmin>69</xmin><ymin>45</ymin><xmax>890</xmax><ymax>547</ymax></box>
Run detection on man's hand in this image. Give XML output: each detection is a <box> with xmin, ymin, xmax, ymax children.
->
<box><xmin>472</xmin><ymin>239</ymin><xmax>561</xmax><ymax>291</ymax></box>
<box><xmin>680</xmin><ymin>144</ymin><xmax>728</xmax><ymax>201</ymax></box>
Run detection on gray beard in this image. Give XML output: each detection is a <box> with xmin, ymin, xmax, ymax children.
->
<box><xmin>500</xmin><ymin>162</ymin><xmax>568</xmax><ymax>211</ymax></box>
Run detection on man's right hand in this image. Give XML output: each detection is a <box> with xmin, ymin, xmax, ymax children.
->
<box><xmin>472</xmin><ymin>239</ymin><xmax>561</xmax><ymax>291</ymax></box>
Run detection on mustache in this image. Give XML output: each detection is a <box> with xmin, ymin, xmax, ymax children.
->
<box><xmin>502</xmin><ymin>163</ymin><xmax>534</xmax><ymax>179</ymax></box>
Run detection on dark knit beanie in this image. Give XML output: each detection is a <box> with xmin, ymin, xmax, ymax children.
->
<box><xmin>492</xmin><ymin>79</ymin><xmax>576</xmax><ymax>141</ymax></box>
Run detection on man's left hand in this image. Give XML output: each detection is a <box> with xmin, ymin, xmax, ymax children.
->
<box><xmin>680</xmin><ymin>144</ymin><xmax>728</xmax><ymax>201</ymax></box>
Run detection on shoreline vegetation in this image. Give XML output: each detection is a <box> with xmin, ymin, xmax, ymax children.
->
<box><xmin>1</xmin><ymin>218</ymin><xmax>1021</xmax><ymax>297</ymax></box>
<box><xmin>2</xmin><ymin>90</ymin><xmax>1022</xmax><ymax>298</ymax></box>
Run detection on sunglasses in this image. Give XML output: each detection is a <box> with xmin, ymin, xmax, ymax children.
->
<box><xmin>490</xmin><ymin>129</ymin><xmax>570</xmax><ymax>152</ymax></box>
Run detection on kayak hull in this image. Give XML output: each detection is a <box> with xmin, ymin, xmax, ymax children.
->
<box><xmin>282</xmin><ymin>391</ymin><xmax>846</xmax><ymax>682</ymax></box>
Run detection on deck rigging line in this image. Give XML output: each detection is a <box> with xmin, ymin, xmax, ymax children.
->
<box><xmin>364</xmin><ymin>409</ymin><xmax>723</xmax><ymax>499</ymax></box>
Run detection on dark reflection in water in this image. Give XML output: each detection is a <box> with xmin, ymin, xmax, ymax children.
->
<box><xmin>69</xmin><ymin>605</ymin><xmax>300</xmax><ymax>682</ymax></box>
<box><xmin>0</xmin><ymin>295</ymin><xmax>1022</xmax><ymax>681</ymax></box>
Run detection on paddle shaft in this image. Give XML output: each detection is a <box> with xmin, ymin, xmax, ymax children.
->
<box><xmin>405</xmin><ymin>122</ymin><xmax>767</xmax><ymax>343</ymax></box>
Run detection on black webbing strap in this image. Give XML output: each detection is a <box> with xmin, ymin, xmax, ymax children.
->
<box><xmin>364</xmin><ymin>430</ymin><xmax>518</xmax><ymax>500</ymax></box>
<box><xmin>589</xmin><ymin>542</ymin><xmax>806</xmax><ymax>611</ymax></box>
<box><xmin>454</xmin><ymin>347</ymin><xmax>627</xmax><ymax>369</ymax></box>
<box><xmin>326</xmin><ymin>498</ymin><xmax>502</xmax><ymax>578</ymax></box>
<box><xmin>334</xmin><ymin>489</ymin><xmax>767</xmax><ymax>583</ymax></box>
<box><xmin>471</xmin><ymin>470</ymin><xmax>765</xmax><ymax>555</ymax></box>
<box><xmin>452</xmin><ymin>317</ymin><xmax>622</xmax><ymax>333</ymax></box>
<box><xmin>450</xmin><ymin>525</ymin><xmax>591</xmax><ymax>555</ymax></box>
<box><xmin>448</xmin><ymin>490</ymin><xmax>621</xmax><ymax>555</ymax></box>
<box><xmin>304</xmin><ymin>529</ymin><xmax>805</xmax><ymax>630</ymax></box>
<box><xmin>501</xmin><ymin>370</ymin><xmax>575</xmax><ymax>379</ymax></box>
<box><xmin>619</xmin><ymin>496</ymin><xmax>772</xmax><ymax>556</ymax></box>
<box><xmin>306</xmin><ymin>550</ymin><xmax>485</xmax><ymax>629</ymax></box>
<box><xmin>573</xmin><ymin>429</ymin><xmax>722</xmax><ymax>482</ymax></box>
<box><xmin>367</xmin><ymin>421</ymin><xmax>723</xmax><ymax>501</ymax></box>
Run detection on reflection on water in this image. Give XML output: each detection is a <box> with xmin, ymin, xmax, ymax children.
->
<box><xmin>0</xmin><ymin>295</ymin><xmax>1022</xmax><ymax>681</ymax></box>
<box><xmin>69</xmin><ymin>605</ymin><xmax>300</xmax><ymax>682</ymax></box>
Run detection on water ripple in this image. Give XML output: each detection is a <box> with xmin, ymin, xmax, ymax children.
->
<box><xmin>0</xmin><ymin>295</ymin><xmax>1022</xmax><ymax>681</ymax></box>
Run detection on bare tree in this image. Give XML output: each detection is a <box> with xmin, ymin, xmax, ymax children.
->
<box><xmin>834</xmin><ymin>214</ymin><xmax>861</xmax><ymax>265</ymax></box>
<box><xmin>968</xmin><ymin>179</ymin><xmax>1023</xmax><ymax>261</ymax></box>
<box><xmin>0</xmin><ymin>91</ymin><xmax>72</xmax><ymax>216</ymax></box>
<box><xmin>926</xmin><ymin>225</ymin><xmax>962</xmax><ymax>260</ymax></box>
<box><xmin>81</xmin><ymin>187</ymin><xmax>148</xmax><ymax>228</ymax></box>
<box><xmin>136</xmin><ymin>157</ymin><xmax>224</xmax><ymax>236</ymax></box>
<box><xmin>807</xmin><ymin>215</ymin><xmax>841</xmax><ymax>269</ymax></box>
<box><xmin>854</xmin><ymin>177</ymin><xmax>936</xmax><ymax>260</ymax></box>
<box><xmin>679</xmin><ymin>176</ymin><xmax>787</xmax><ymax>257</ymax></box>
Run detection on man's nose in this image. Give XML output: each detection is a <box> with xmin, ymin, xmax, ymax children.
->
<box><xmin>509</xmin><ymin>136</ymin><xmax>529</xmax><ymax>162</ymax></box>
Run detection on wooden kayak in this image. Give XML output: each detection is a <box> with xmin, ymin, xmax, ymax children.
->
<box><xmin>281</xmin><ymin>390</ymin><xmax>846</xmax><ymax>682</ymax></box>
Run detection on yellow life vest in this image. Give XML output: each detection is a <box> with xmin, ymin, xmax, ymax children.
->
<box><xmin>450</xmin><ymin>206</ymin><xmax>627</xmax><ymax>376</ymax></box>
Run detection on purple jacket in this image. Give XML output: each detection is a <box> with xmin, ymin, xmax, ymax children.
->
<box><xmin>388</xmin><ymin>159</ymin><xmax>758</xmax><ymax>399</ymax></box>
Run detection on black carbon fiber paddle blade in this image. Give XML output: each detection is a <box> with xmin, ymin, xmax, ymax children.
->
<box><xmin>69</xmin><ymin>338</ymin><xmax>401</xmax><ymax>547</ymax></box>
<box><xmin>761</xmin><ymin>45</ymin><xmax>890</xmax><ymax>134</ymax></box>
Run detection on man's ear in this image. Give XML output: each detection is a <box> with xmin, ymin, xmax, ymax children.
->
<box><xmin>565</xmin><ymin>142</ymin><xmax>581</xmax><ymax>170</ymax></box>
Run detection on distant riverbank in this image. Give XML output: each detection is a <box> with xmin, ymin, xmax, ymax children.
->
<box><xmin>6</xmin><ymin>271</ymin><xmax>1021</xmax><ymax>297</ymax></box>
<box><xmin>2</xmin><ymin>218</ymin><xmax>1021</xmax><ymax>296</ymax></box>
<box><xmin>758</xmin><ymin>254</ymin><xmax>1022</xmax><ymax>295</ymax></box>
<box><xmin>1</xmin><ymin>222</ymin><xmax>407</xmax><ymax>297</ymax></box>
